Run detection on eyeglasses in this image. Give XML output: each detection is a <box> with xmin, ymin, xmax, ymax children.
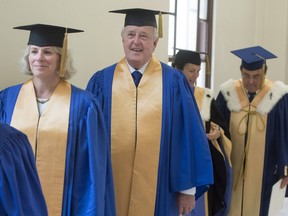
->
<box><xmin>242</xmin><ymin>74</ymin><xmax>261</xmax><ymax>81</ymax></box>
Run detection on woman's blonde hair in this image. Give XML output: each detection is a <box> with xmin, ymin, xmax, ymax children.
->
<box><xmin>20</xmin><ymin>45</ymin><xmax>76</xmax><ymax>80</ymax></box>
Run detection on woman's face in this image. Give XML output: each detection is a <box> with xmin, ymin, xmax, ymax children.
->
<box><xmin>182</xmin><ymin>63</ymin><xmax>200</xmax><ymax>87</ymax></box>
<box><xmin>28</xmin><ymin>45</ymin><xmax>60</xmax><ymax>78</ymax></box>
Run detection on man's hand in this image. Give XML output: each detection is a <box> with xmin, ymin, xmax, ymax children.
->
<box><xmin>280</xmin><ymin>176</ymin><xmax>288</xmax><ymax>189</ymax></box>
<box><xmin>177</xmin><ymin>193</ymin><xmax>195</xmax><ymax>215</ymax></box>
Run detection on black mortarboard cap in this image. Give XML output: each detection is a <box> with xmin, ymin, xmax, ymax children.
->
<box><xmin>174</xmin><ymin>49</ymin><xmax>202</xmax><ymax>69</ymax></box>
<box><xmin>173</xmin><ymin>48</ymin><xmax>211</xmax><ymax>75</ymax></box>
<box><xmin>231</xmin><ymin>46</ymin><xmax>277</xmax><ymax>71</ymax></box>
<box><xmin>14</xmin><ymin>24</ymin><xmax>83</xmax><ymax>78</ymax></box>
<box><xmin>109</xmin><ymin>8</ymin><xmax>170</xmax><ymax>27</ymax></box>
<box><xmin>109</xmin><ymin>8</ymin><xmax>172</xmax><ymax>38</ymax></box>
<box><xmin>13</xmin><ymin>24</ymin><xmax>83</xmax><ymax>47</ymax></box>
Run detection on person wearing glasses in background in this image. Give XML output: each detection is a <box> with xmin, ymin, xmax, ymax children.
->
<box><xmin>216</xmin><ymin>46</ymin><xmax>288</xmax><ymax>216</ymax></box>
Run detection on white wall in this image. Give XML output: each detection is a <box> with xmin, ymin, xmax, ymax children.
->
<box><xmin>212</xmin><ymin>0</ymin><xmax>288</xmax><ymax>94</ymax></box>
<box><xmin>1</xmin><ymin>0</ymin><xmax>287</xmax><ymax>92</ymax></box>
<box><xmin>0</xmin><ymin>0</ymin><xmax>170</xmax><ymax>90</ymax></box>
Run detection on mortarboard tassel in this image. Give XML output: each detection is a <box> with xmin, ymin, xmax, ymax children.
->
<box><xmin>158</xmin><ymin>11</ymin><xmax>163</xmax><ymax>38</ymax></box>
<box><xmin>59</xmin><ymin>28</ymin><xmax>68</xmax><ymax>78</ymax></box>
<box><xmin>205</xmin><ymin>54</ymin><xmax>211</xmax><ymax>76</ymax></box>
<box><xmin>259</xmin><ymin>61</ymin><xmax>266</xmax><ymax>90</ymax></box>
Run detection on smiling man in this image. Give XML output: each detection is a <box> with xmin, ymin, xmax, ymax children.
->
<box><xmin>86</xmin><ymin>8</ymin><xmax>213</xmax><ymax>216</ymax></box>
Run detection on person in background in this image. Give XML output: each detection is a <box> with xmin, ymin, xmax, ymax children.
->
<box><xmin>0</xmin><ymin>122</ymin><xmax>48</xmax><ymax>215</ymax></box>
<box><xmin>86</xmin><ymin>8</ymin><xmax>213</xmax><ymax>216</ymax></box>
<box><xmin>173</xmin><ymin>49</ymin><xmax>232</xmax><ymax>216</ymax></box>
<box><xmin>216</xmin><ymin>46</ymin><xmax>288</xmax><ymax>216</ymax></box>
<box><xmin>0</xmin><ymin>24</ymin><xmax>115</xmax><ymax>216</ymax></box>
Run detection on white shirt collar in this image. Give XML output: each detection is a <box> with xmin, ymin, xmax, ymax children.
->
<box><xmin>126</xmin><ymin>59</ymin><xmax>150</xmax><ymax>75</ymax></box>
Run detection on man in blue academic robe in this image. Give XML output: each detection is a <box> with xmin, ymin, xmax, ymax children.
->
<box><xmin>87</xmin><ymin>60</ymin><xmax>214</xmax><ymax>216</ymax></box>
<box><xmin>86</xmin><ymin>8</ymin><xmax>213</xmax><ymax>216</ymax></box>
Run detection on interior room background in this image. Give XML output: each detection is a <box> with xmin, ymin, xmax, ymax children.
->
<box><xmin>0</xmin><ymin>0</ymin><xmax>287</xmax><ymax>214</ymax></box>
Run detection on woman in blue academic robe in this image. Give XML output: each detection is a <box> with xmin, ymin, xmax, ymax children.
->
<box><xmin>0</xmin><ymin>24</ymin><xmax>115</xmax><ymax>216</ymax></box>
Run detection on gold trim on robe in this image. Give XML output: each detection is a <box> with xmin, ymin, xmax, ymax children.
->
<box><xmin>111</xmin><ymin>57</ymin><xmax>162</xmax><ymax>216</ymax></box>
<box><xmin>218</xmin><ymin>127</ymin><xmax>232</xmax><ymax>166</ymax></box>
<box><xmin>194</xmin><ymin>87</ymin><xmax>209</xmax><ymax>216</ymax></box>
<box><xmin>194</xmin><ymin>86</ymin><xmax>232</xmax><ymax>164</ymax></box>
<box><xmin>194</xmin><ymin>86</ymin><xmax>204</xmax><ymax>111</ymax></box>
<box><xmin>228</xmin><ymin>80</ymin><xmax>272</xmax><ymax>216</ymax></box>
<box><xmin>11</xmin><ymin>79</ymin><xmax>71</xmax><ymax>216</ymax></box>
<box><xmin>194</xmin><ymin>86</ymin><xmax>232</xmax><ymax>215</ymax></box>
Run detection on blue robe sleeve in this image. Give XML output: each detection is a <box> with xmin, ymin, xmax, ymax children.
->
<box><xmin>169</xmin><ymin>74</ymin><xmax>213</xmax><ymax>197</ymax></box>
<box><xmin>259</xmin><ymin>94</ymin><xmax>288</xmax><ymax>215</ymax></box>
<box><xmin>270</xmin><ymin>94</ymin><xmax>288</xmax><ymax>178</ymax></box>
<box><xmin>0</xmin><ymin>91</ymin><xmax>4</xmax><ymax>121</ymax></box>
<box><xmin>86</xmin><ymin>64</ymin><xmax>116</xmax><ymax>134</ymax></box>
<box><xmin>86</xmin><ymin>64</ymin><xmax>116</xmax><ymax>110</ymax></box>
<box><xmin>86</xmin><ymin>72</ymin><xmax>105</xmax><ymax>108</ymax></box>
<box><xmin>0</xmin><ymin>84</ymin><xmax>22</xmax><ymax>124</ymax></box>
<box><xmin>0</xmin><ymin>123</ymin><xmax>48</xmax><ymax>216</ymax></box>
<box><xmin>62</xmin><ymin>91</ymin><xmax>115</xmax><ymax>216</ymax></box>
<box><xmin>263</xmin><ymin>94</ymin><xmax>288</xmax><ymax>194</ymax></box>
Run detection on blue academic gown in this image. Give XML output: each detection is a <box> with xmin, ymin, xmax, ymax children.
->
<box><xmin>216</xmin><ymin>90</ymin><xmax>288</xmax><ymax>216</ymax></box>
<box><xmin>0</xmin><ymin>84</ymin><xmax>115</xmax><ymax>216</ymax></box>
<box><xmin>86</xmin><ymin>62</ymin><xmax>214</xmax><ymax>215</ymax></box>
<box><xmin>0</xmin><ymin>123</ymin><xmax>48</xmax><ymax>216</ymax></box>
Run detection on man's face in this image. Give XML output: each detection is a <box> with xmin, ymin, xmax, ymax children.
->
<box><xmin>241</xmin><ymin>68</ymin><xmax>262</xmax><ymax>93</ymax></box>
<box><xmin>122</xmin><ymin>25</ymin><xmax>158</xmax><ymax>69</ymax></box>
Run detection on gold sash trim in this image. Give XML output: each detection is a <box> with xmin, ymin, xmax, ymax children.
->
<box><xmin>228</xmin><ymin>80</ymin><xmax>272</xmax><ymax>216</ymax></box>
<box><xmin>235</xmin><ymin>79</ymin><xmax>273</xmax><ymax>107</ymax></box>
<box><xmin>210</xmin><ymin>122</ymin><xmax>232</xmax><ymax>167</ymax></box>
<box><xmin>194</xmin><ymin>86</ymin><xmax>204</xmax><ymax>111</ymax></box>
<box><xmin>195</xmin><ymin>87</ymin><xmax>232</xmax><ymax>165</ymax></box>
<box><xmin>237</xmin><ymin>110</ymin><xmax>265</xmax><ymax>136</ymax></box>
<box><xmin>219</xmin><ymin>127</ymin><xmax>232</xmax><ymax>166</ymax></box>
<box><xmin>111</xmin><ymin>57</ymin><xmax>162</xmax><ymax>216</ymax></box>
<box><xmin>11</xmin><ymin>79</ymin><xmax>71</xmax><ymax>216</ymax></box>
<box><xmin>10</xmin><ymin>80</ymin><xmax>39</xmax><ymax>150</ymax></box>
<box><xmin>234</xmin><ymin>108</ymin><xmax>265</xmax><ymax>190</ymax></box>
<box><xmin>234</xmin><ymin>79</ymin><xmax>273</xmax><ymax>187</ymax></box>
